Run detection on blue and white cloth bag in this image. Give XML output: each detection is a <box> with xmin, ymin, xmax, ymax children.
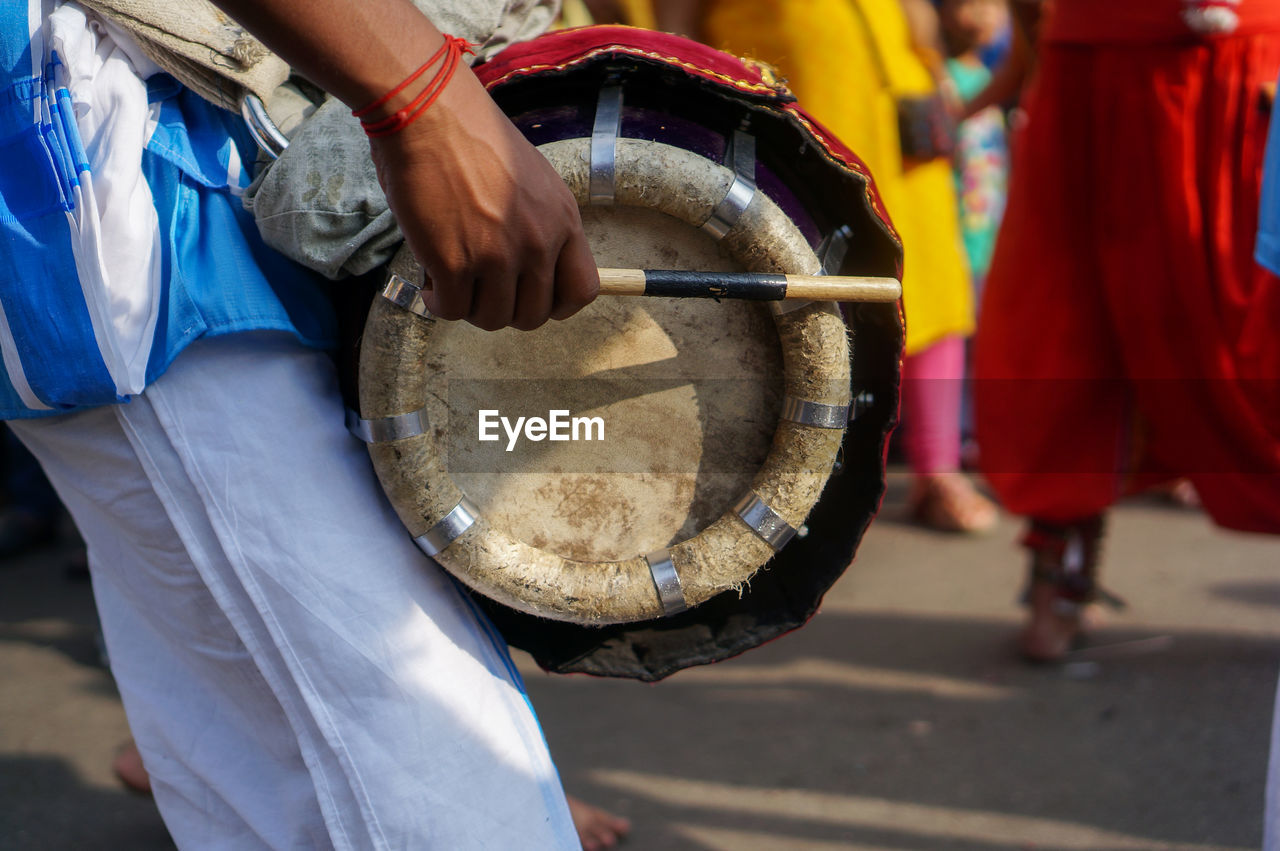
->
<box><xmin>0</xmin><ymin>1</ymin><xmax>334</xmax><ymax>419</ymax></box>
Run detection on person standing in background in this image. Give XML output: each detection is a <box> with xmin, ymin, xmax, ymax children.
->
<box><xmin>973</xmin><ymin>0</ymin><xmax>1280</xmax><ymax>662</ymax></box>
<box><xmin>653</xmin><ymin>0</ymin><xmax>998</xmax><ymax>533</ymax></box>
<box><xmin>939</xmin><ymin>0</ymin><xmax>1011</xmax><ymax>464</ymax></box>
<box><xmin>940</xmin><ymin>0</ymin><xmax>1010</xmax><ymax>297</ymax></box>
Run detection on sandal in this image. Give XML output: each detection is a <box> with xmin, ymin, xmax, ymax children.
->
<box><xmin>909</xmin><ymin>473</ymin><xmax>999</xmax><ymax>534</ymax></box>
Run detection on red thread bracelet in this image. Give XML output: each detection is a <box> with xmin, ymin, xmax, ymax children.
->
<box><xmin>354</xmin><ymin>35</ymin><xmax>474</xmax><ymax>138</ymax></box>
<box><xmin>351</xmin><ymin>39</ymin><xmax>450</xmax><ymax>119</ymax></box>
<box><xmin>361</xmin><ymin>43</ymin><xmax>461</xmax><ymax>136</ymax></box>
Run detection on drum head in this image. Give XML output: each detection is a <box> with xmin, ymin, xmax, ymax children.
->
<box><xmin>433</xmin><ymin>204</ymin><xmax>782</xmax><ymax>564</ymax></box>
<box><xmin>362</xmin><ymin>136</ymin><xmax>850</xmax><ymax>625</ymax></box>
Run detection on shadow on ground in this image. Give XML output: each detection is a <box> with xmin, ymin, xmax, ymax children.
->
<box><xmin>2</xmin><ymin>496</ymin><xmax>1275</xmax><ymax>850</ymax></box>
<box><xmin>527</xmin><ymin>610</ymin><xmax>1276</xmax><ymax>851</ymax></box>
<box><xmin>0</xmin><ymin>756</ymin><xmax>173</xmax><ymax>851</ymax></box>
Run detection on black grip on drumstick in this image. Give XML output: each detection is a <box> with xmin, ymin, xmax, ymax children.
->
<box><xmin>642</xmin><ymin>270</ymin><xmax>788</xmax><ymax>300</ymax></box>
<box><xmin>595</xmin><ymin>268</ymin><xmax>903</xmax><ymax>303</ymax></box>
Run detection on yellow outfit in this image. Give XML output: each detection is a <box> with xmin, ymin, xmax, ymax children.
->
<box><xmin>620</xmin><ymin>0</ymin><xmax>657</xmax><ymax>29</ymax></box>
<box><xmin>561</xmin><ymin>0</ymin><xmax>655</xmax><ymax>29</ymax></box>
<box><xmin>702</xmin><ymin>0</ymin><xmax>973</xmax><ymax>353</ymax></box>
<box><xmin>558</xmin><ymin>0</ymin><xmax>595</xmax><ymax>27</ymax></box>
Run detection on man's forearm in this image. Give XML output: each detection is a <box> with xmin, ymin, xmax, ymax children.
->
<box><xmin>208</xmin><ymin>0</ymin><xmax>445</xmax><ymax>112</ymax></box>
<box><xmin>204</xmin><ymin>0</ymin><xmax>600</xmax><ymax>331</ymax></box>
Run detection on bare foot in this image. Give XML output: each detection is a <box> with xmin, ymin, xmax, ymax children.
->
<box><xmin>1157</xmin><ymin>478</ymin><xmax>1201</xmax><ymax>510</ymax></box>
<box><xmin>1019</xmin><ymin>581</ymin><xmax>1082</xmax><ymax>663</ymax></box>
<box><xmin>113</xmin><ymin>739</ymin><xmax>152</xmax><ymax>795</ymax></box>
<box><xmin>909</xmin><ymin>473</ymin><xmax>998</xmax><ymax>534</ymax></box>
<box><xmin>567</xmin><ymin>795</ymin><xmax>630</xmax><ymax>850</ymax></box>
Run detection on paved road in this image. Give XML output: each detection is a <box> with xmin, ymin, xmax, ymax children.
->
<box><xmin>2</xmin><ymin>474</ymin><xmax>1276</xmax><ymax>849</ymax></box>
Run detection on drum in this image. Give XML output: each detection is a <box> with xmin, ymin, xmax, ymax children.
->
<box><xmin>347</xmin><ymin>26</ymin><xmax>904</xmax><ymax>680</ymax></box>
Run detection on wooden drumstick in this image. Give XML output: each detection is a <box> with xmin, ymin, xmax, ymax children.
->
<box><xmin>597</xmin><ymin>268</ymin><xmax>902</xmax><ymax>303</ymax></box>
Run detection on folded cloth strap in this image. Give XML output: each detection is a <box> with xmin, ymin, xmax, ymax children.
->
<box><xmin>78</xmin><ymin>0</ymin><xmax>560</xmax><ymax>113</ymax></box>
<box><xmin>239</xmin><ymin>0</ymin><xmax>560</xmax><ymax>279</ymax></box>
<box><xmin>77</xmin><ymin>0</ymin><xmax>286</xmax><ymax>112</ymax></box>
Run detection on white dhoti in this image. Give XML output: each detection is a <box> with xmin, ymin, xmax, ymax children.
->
<box><xmin>12</xmin><ymin>331</ymin><xmax>577</xmax><ymax>850</ymax></box>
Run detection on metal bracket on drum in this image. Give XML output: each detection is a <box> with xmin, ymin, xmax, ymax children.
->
<box><xmin>781</xmin><ymin>397</ymin><xmax>852</xmax><ymax>429</ymax></box>
<box><xmin>382</xmin><ymin>273</ymin><xmax>431</xmax><ymax>319</ymax></box>
<box><xmin>734</xmin><ymin>491</ymin><xmax>799</xmax><ymax>551</ymax></box>
<box><xmin>345</xmin><ymin>406</ymin><xmax>429</xmax><ymax>443</ymax></box>
<box><xmin>414</xmin><ymin>498</ymin><xmax>480</xmax><ymax>557</ymax></box>
<box><xmin>771</xmin><ymin>225</ymin><xmax>853</xmax><ymax>316</ymax></box>
<box><xmin>644</xmin><ymin>548</ymin><xmax>689</xmax><ymax>616</ymax></box>
<box><xmin>590</xmin><ymin>85</ymin><xmax>624</xmax><ymax>205</ymax></box>
<box><xmin>819</xmin><ymin>225</ymin><xmax>854</xmax><ymax>276</ymax></box>
<box><xmin>701</xmin><ymin>130</ymin><xmax>758</xmax><ymax>240</ymax></box>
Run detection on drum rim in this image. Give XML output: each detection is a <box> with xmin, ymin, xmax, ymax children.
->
<box><xmin>357</xmin><ymin>137</ymin><xmax>851</xmax><ymax>626</ymax></box>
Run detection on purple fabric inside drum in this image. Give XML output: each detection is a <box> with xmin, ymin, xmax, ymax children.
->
<box><xmin>510</xmin><ymin>105</ymin><xmax>823</xmax><ymax>248</ymax></box>
<box><xmin>511</xmin><ymin>105</ymin><xmax>593</xmax><ymax>144</ymax></box>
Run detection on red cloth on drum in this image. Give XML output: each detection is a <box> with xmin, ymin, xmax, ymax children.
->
<box><xmin>476</xmin><ymin>24</ymin><xmax>789</xmax><ymax>97</ymax></box>
<box><xmin>973</xmin><ymin>25</ymin><xmax>1280</xmax><ymax>534</ymax></box>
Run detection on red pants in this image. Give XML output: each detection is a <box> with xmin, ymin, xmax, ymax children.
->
<box><xmin>975</xmin><ymin>30</ymin><xmax>1280</xmax><ymax>533</ymax></box>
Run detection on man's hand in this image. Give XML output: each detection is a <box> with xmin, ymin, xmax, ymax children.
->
<box><xmin>209</xmin><ymin>0</ymin><xmax>598</xmax><ymax>331</ymax></box>
<box><xmin>369</xmin><ymin>65</ymin><xmax>599</xmax><ymax>331</ymax></box>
